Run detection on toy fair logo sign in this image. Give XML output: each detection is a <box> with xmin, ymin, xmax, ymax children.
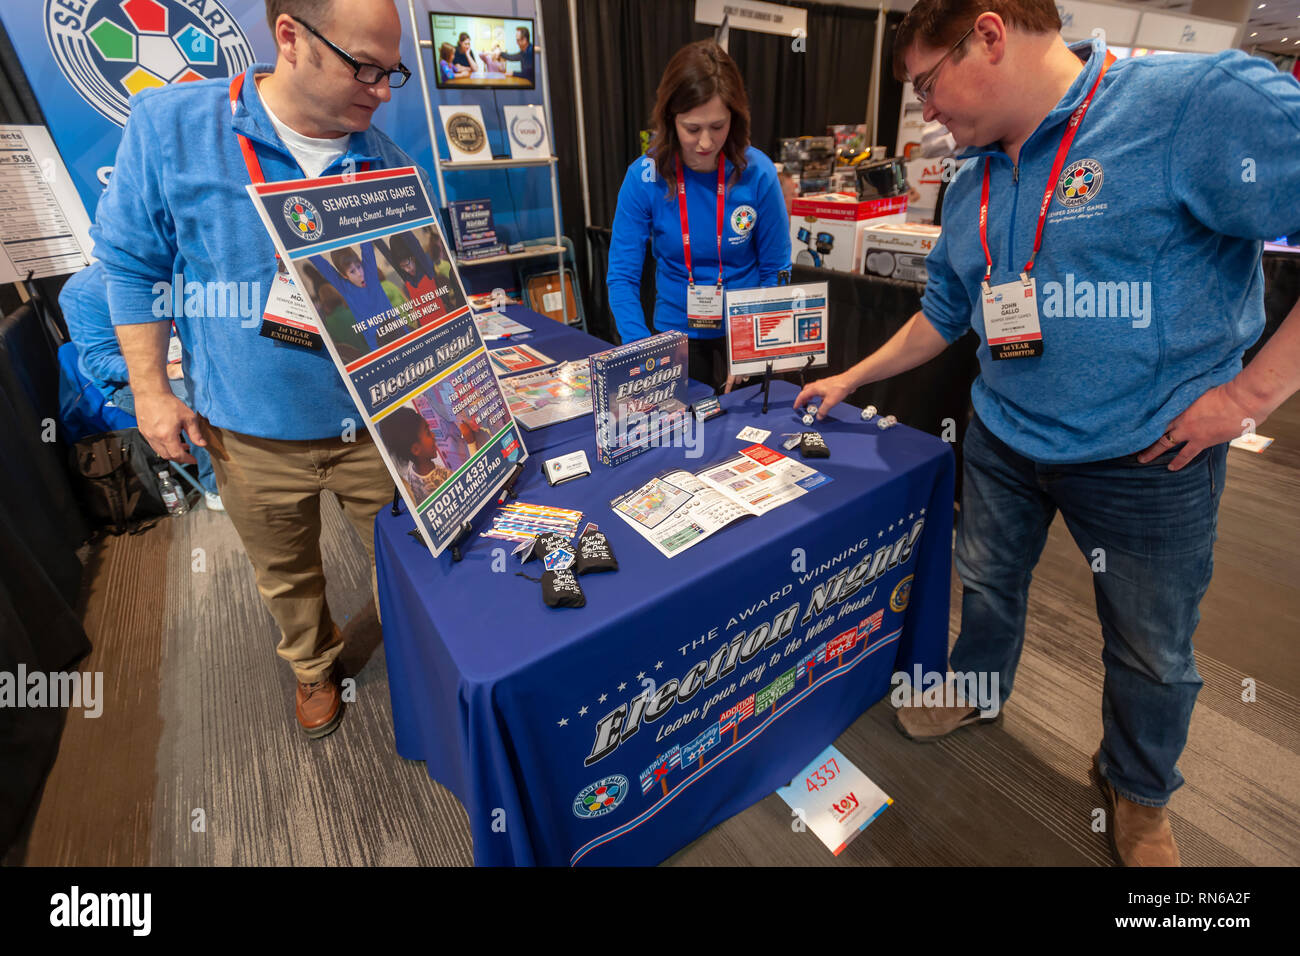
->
<box><xmin>45</xmin><ymin>0</ymin><xmax>255</xmax><ymax>127</ymax></box>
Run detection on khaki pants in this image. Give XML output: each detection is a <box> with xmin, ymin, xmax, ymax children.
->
<box><xmin>203</xmin><ymin>423</ymin><xmax>392</xmax><ymax>683</ymax></box>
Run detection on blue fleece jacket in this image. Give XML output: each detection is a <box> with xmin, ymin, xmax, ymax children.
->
<box><xmin>90</xmin><ymin>63</ymin><xmax>434</xmax><ymax>441</ymax></box>
<box><xmin>607</xmin><ymin>146</ymin><xmax>791</xmax><ymax>342</ymax></box>
<box><xmin>922</xmin><ymin>38</ymin><xmax>1300</xmax><ymax>463</ymax></box>
<box><xmin>60</xmin><ymin>261</ymin><xmax>128</xmax><ymax>398</ymax></box>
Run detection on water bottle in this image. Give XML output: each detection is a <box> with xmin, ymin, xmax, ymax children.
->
<box><xmin>157</xmin><ymin>469</ymin><xmax>188</xmax><ymax>516</ymax></box>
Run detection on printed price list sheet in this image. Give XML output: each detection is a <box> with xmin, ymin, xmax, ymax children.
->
<box><xmin>0</xmin><ymin>125</ymin><xmax>93</xmax><ymax>284</ymax></box>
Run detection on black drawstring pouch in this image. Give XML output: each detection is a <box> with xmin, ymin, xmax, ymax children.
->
<box><xmin>575</xmin><ymin>530</ymin><xmax>618</xmax><ymax>575</ymax></box>
<box><xmin>542</xmin><ymin>568</ymin><xmax>586</xmax><ymax>608</ymax></box>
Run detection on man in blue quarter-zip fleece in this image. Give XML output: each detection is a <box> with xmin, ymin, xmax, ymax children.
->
<box><xmin>92</xmin><ymin>0</ymin><xmax>429</xmax><ymax>740</ymax></box>
<box><xmin>797</xmin><ymin>0</ymin><xmax>1300</xmax><ymax>866</ymax></box>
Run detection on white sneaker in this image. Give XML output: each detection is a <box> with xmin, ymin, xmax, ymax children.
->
<box><xmin>204</xmin><ymin>492</ymin><xmax>225</xmax><ymax>512</ymax></box>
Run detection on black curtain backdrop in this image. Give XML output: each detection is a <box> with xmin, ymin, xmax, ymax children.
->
<box><xmin>0</xmin><ymin>18</ymin><xmax>92</xmax><ymax>862</ymax></box>
<box><xmin>544</xmin><ymin>0</ymin><xmax>905</xmax><ymax>342</ymax></box>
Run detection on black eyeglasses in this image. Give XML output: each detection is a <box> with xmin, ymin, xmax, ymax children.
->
<box><xmin>913</xmin><ymin>25</ymin><xmax>974</xmax><ymax>105</ymax></box>
<box><xmin>291</xmin><ymin>16</ymin><xmax>411</xmax><ymax>88</ymax></box>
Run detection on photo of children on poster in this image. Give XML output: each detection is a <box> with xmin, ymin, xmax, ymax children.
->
<box><xmin>246</xmin><ymin>167</ymin><xmax>526</xmax><ymax>555</ymax></box>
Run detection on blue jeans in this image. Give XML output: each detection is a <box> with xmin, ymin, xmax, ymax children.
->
<box><xmin>950</xmin><ymin>412</ymin><xmax>1227</xmax><ymax>807</ymax></box>
<box><xmin>111</xmin><ymin>380</ymin><xmax>218</xmax><ymax>495</ymax></box>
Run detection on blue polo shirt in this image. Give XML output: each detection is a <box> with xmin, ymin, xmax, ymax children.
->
<box><xmin>90</xmin><ymin>63</ymin><xmax>434</xmax><ymax>441</ymax></box>
<box><xmin>608</xmin><ymin>146</ymin><xmax>791</xmax><ymax>342</ymax></box>
<box><xmin>922</xmin><ymin>38</ymin><xmax>1300</xmax><ymax>463</ymax></box>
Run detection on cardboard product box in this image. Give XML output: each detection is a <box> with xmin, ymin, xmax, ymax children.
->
<box><xmin>790</xmin><ymin>192</ymin><xmax>908</xmax><ymax>273</ymax></box>
<box><xmin>858</xmin><ymin>222</ymin><xmax>942</xmax><ymax>283</ymax></box>
<box><xmin>902</xmin><ymin>158</ymin><xmax>966</xmax><ymax>223</ymax></box>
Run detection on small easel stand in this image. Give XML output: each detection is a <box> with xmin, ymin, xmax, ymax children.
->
<box><xmin>798</xmin><ymin>354</ymin><xmax>816</xmax><ymax>389</ymax></box>
<box><xmin>20</xmin><ymin>270</ymin><xmax>66</xmax><ymax>354</ymax></box>
<box><xmin>398</xmin><ymin>461</ymin><xmax>527</xmax><ymax>563</ymax></box>
<box><xmin>756</xmin><ymin>268</ymin><xmax>796</xmax><ymax>415</ymax></box>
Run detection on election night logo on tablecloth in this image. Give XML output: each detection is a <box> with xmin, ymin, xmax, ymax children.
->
<box><xmin>44</xmin><ymin>0</ymin><xmax>255</xmax><ymax>127</ymax></box>
<box><xmin>553</xmin><ymin>513</ymin><xmax>930</xmax><ymax>864</ymax></box>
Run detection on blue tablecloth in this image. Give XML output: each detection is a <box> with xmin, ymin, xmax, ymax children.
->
<box><xmin>376</xmin><ymin>369</ymin><xmax>954</xmax><ymax>866</ymax></box>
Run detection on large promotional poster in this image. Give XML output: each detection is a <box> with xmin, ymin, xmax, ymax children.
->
<box><xmin>247</xmin><ymin>166</ymin><xmax>527</xmax><ymax>556</ymax></box>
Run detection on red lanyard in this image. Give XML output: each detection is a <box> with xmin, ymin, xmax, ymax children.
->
<box><xmin>228</xmin><ymin>73</ymin><xmax>369</xmax><ymax>184</ymax></box>
<box><xmin>675</xmin><ymin>153</ymin><xmax>725</xmax><ymax>289</ymax></box>
<box><xmin>978</xmin><ymin>52</ymin><xmax>1114</xmax><ymax>286</ymax></box>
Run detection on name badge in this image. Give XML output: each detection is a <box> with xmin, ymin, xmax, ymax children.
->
<box><xmin>259</xmin><ymin>264</ymin><xmax>323</xmax><ymax>349</ymax></box>
<box><xmin>687</xmin><ymin>283</ymin><xmax>724</xmax><ymax>330</ymax></box>
<box><xmin>982</xmin><ymin>275</ymin><xmax>1043</xmax><ymax>360</ymax></box>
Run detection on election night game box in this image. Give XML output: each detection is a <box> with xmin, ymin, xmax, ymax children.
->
<box><xmin>589</xmin><ymin>331</ymin><xmax>689</xmax><ymax>467</ymax></box>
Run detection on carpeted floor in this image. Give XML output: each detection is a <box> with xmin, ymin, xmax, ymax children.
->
<box><xmin>15</xmin><ymin>397</ymin><xmax>1300</xmax><ymax>867</ymax></box>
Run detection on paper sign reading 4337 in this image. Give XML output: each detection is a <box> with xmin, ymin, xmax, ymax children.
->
<box><xmin>776</xmin><ymin>744</ymin><xmax>891</xmax><ymax>856</ymax></box>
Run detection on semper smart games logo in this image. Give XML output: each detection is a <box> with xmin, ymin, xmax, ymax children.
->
<box><xmin>573</xmin><ymin>775</ymin><xmax>628</xmax><ymax>819</ymax></box>
<box><xmin>731</xmin><ymin>204</ymin><xmax>756</xmax><ymax>234</ymax></box>
<box><xmin>282</xmin><ymin>195</ymin><xmax>323</xmax><ymax>241</ymax></box>
<box><xmin>45</xmin><ymin>0</ymin><xmax>255</xmax><ymax>127</ymax></box>
<box><xmin>1055</xmin><ymin>158</ymin><xmax>1103</xmax><ymax>208</ymax></box>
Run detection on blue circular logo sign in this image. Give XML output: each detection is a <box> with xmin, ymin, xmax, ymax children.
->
<box><xmin>282</xmin><ymin>195</ymin><xmax>323</xmax><ymax>241</ymax></box>
<box><xmin>45</xmin><ymin>0</ymin><xmax>255</xmax><ymax>127</ymax></box>
<box><xmin>573</xmin><ymin>775</ymin><xmax>628</xmax><ymax>819</ymax></box>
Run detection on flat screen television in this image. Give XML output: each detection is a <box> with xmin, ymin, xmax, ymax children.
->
<box><xmin>430</xmin><ymin>13</ymin><xmax>536</xmax><ymax>90</ymax></box>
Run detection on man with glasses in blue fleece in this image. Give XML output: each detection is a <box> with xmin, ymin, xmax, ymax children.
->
<box><xmin>92</xmin><ymin>0</ymin><xmax>431</xmax><ymax>740</ymax></box>
<box><xmin>797</xmin><ymin>0</ymin><xmax>1300</xmax><ymax>865</ymax></box>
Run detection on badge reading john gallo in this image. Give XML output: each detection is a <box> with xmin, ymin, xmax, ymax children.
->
<box><xmin>446</xmin><ymin>112</ymin><xmax>487</xmax><ymax>153</ymax></box>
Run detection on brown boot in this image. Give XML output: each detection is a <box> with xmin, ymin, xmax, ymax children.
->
<box><xmin>1091</xmin><ymin>750</ymin><xmax>1180</xmax><ymax>867</ymax></box>
<box><xmin>296</xmin><ymin>669</ymin><xmax>343</xmax><ymax>739</ymax></box>
<box><xmin>894</xmin><ymin>694</ymin><xmax>1002</xmax><ymax>742</ymax></box>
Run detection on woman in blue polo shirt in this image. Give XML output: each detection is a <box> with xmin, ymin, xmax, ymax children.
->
<box><xmin>607</xmin><ymin>40</ymin><xmax>791</xmax><ymax>390</ymax></box>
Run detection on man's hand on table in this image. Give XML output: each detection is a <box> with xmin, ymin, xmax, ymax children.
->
<box><xmin>794</xmin><ymin>373</ymin><xmax>854</xmax><ymax>421</ymax></box>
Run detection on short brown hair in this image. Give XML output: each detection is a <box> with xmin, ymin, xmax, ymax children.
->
<box><xmin>265</xmin><ymin>0</ymin><xmax>335</xmax><ymax>33</ymax></box>
<box><xmin>647</xmin><ymin>41</ymin><xmax>751</xmax><ymax>189</ymax></box>
<box><xmin>893</xmin><ymin>0</ymin><xmax>1062</xmax><ymax>81</ymax></box>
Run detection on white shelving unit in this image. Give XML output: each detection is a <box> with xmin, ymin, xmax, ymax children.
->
<box><xmin>406</xmin><ymin>1</ymin><xmax>572</xmax><ymax>326</ymax></box>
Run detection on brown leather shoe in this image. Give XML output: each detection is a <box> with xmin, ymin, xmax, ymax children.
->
<box><xmin>1090</xmin><ymin>750</ymin><xmax>1180</xmax><ymax>867</ymax></box>
<box><xmin>894</xmin><ymin>696</ymin><xmax>1002</xmax><ymax>742</ymax></box>
<box><xmin>296</xmin><ymin>670</ymin><xmax>343</xmax><ymax>739</ymax></box>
